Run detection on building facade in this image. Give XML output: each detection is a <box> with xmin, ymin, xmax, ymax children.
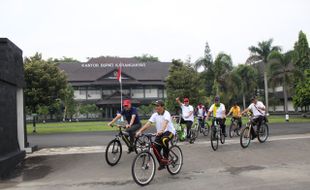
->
<box><xmin>58</xmin><ymin>57</ymin><xmax>170</xmax><ymax>119</ymax></box>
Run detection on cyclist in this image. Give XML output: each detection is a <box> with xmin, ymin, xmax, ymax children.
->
<box><xmin>241</xmin><ymin>96</ymin><xmax>266</xmax><ymax>139</ymax></box>
<box><xmin>227</xmin><ymin>102</ymin><xmax>242</xmax><ymax>129</ymax></box>
<box><xmin>136</xmin><ymin>100</ymin><xmax>176</xmax><ymax>170</ymax></box>
<box><xmin>195</xmin><ymin>103</ymin><xmax>206</xmax><ymax>129</ymax></box>
<box><xmin>108</xmin><ymin>99</ymin><xmax>142</xmax><ymax>153</ymax></box>
<box><xmin>206</xmin><ymin>96</ymin><xmax>227</xmax><ymax>137</ymax></box>
<box><xmin>176</xmin><ymin>97</ymin><xmax>194</xmax><ymax>140</ymax></box>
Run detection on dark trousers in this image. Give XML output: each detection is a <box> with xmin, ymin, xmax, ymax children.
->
<box><xmin>212</xmin><ymin>118</ymin><xmax>226</xmax><ymax>135</ymax></box>
<box><xmin>125</xmin><ymin>123</ymin><xmax>142</xmax><ymax>147</ymax></box>
<box><xmin>180</xmin><ymin>118</ymin><xmax>193</xmax><ymax>138</ymax></box>
<box><xmin>251</xmin><ymin>115</ymin><xmax>264</xmax><ymax>137</ymax></box>
<box><xmin>154</xmin><ymin>131</ymin><xmax>174</xmax><ymax>161</ymax></box>
<box><xmin>198</xmin><ymin>117</ymin><xmax>205</xmax><ymax>128</ymax></box>
<box><xmin>232</xmin><ymin>117</ymin><xmax>242</xmax><ymax>129</ymax></box>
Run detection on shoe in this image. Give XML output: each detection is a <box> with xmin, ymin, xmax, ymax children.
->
<box><xmin>158</xmin><ymin>165</ymin><xmax>166</xmax><ymax>170</ymax></box>
<box><xmin>251</xmin><ymin>134</ymin><xmax>257</xmax><ymax>140</ymax></box>
<box><xmin>223</xmin><ymin>133</ymin><xmax>227</xmax><ymax>137</ymax></box>
<box><xmin>127</xmin><ymin>147</ymin><xmax>134</xmax><ymax>154</ymax></box>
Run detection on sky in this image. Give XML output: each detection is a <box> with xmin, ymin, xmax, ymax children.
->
<box><xmin>1</xmin><ymin>0</ymin><xmax>310</xmax><ymax>65</ymax></box>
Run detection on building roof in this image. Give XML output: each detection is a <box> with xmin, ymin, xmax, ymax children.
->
<box><xmin>58</xmin><ymin>58</ymin><xmax>171</xmax><ymax>86</ymax></box>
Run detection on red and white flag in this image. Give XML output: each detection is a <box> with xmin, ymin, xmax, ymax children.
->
<box><xmin>117</xmin><ymin>67</ymin><xmax>122</xmax><ymax>83</ymax></box>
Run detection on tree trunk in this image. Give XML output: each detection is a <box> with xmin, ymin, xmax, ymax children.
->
<box><xmin>264</xmin><ymin>71</ymin><xmax>269</xmax><ymax>115</ymax></box>
<box><xmin>243</xmin><ymin>94</ymin><xmax>246</xmax><ymax>110</ymax></box>
<box><xmin>283</xmin><ymin>82</ymin><xmax>288</xmax><ymax>114</ymax></box>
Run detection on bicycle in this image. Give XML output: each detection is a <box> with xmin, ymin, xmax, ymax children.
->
<box><xmin>171</xmin><ymin>115</ymin><xmax>186</xmax><ymax>145</ymax></box>
<box><xmin>210</xmin><ymin>118</ymin><xmax>226</xmax><ymax>151</ymax></box>
<box><xmin>131</xmin><ymin>133</ymin><xmax>183</xmax><ymax>186</ymax></box>
<box><xmin>229</xmin><ymin>117</ymin><xmax>241</xmax><ymax>138</ymax></box>
<box><xmin>240</xmin><ymin>116</ymin><xmax>269</xmax><ymax>148</ymax></box>
<box><xmin>197</xmin><ymin>116</ymin><xmax>210</xmax><ymax>137</ymax></box>
<box><xmin>105</xmin><ymin>123</ymin><xmax>148</xmax><ymax>166</ymax></box>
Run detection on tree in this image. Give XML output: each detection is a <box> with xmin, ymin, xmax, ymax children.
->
<box><xmin>165</xmin><ymin>59</ymin><xmax>203</xmax><ymax>113</ymax></box>
<box><xmin>138</xmin><ymin>105</ymin><xmax>154</xmax><ymax>117</ymax></box>
<box><xmin>213</xmin><ymin>53</ymin><xmax>233</xmax><ymax>95</ymax></box>
<box><xmin>37</xmin><ymin>105</ymin><xmax>49</xmax><ymax>122</ymax></box>
<box><xmin>79</xmin><ymin>104</ymin><xmax>100</xmax><ymax>119</ymax></box>
<box><xmin>247</xmin><ymin>39</ymin><xmax>281</xmax><ymax>114</ymax></box>
<box><xmin>233</xmin><ymin>65</ymin><xmax>258</xmax><ymax>109</ymax></box>
<box><xmin>268</xmin><ymin>51</ymin><xmax>296</xmax><ymax>113</ymax></box>
<box><xmin>194</xmin><ymin>42</ymin><xmax>213</xmax><ymax>71</ymax></box>
<box><xmin>292</xmin><ymin>31</ymin><xmax>310</xmax><ymax>112</ymax></box>
<box><xmin>48</xmin><ymin>56</ymin><xmax>80</xmax><ymax>64</ymax></box>
<box><xmin>24</xmin><ymin>53</ymin><xmax>68</xmax><ymax>118</ymax></box>
<box><xmin>62</xmin><ymin>85</ymin><xmax>77</xmax><ymax>120</ymax></box>
<box><xmin>293</xmin><ymin>70</ymin><xmax>310</xmax><ymax>111</ymax></box>
<box><xmin>134</xmin><ymin>54</ymin><xmax>159</xmax><ymax>62</ymax></box>
<box><xmin>294</xmin><ymin>31</ymin><xmax>310</xmax><ymax>71</ymax></box>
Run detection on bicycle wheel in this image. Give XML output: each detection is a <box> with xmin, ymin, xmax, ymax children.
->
<box><xmin>220</xmin><ymin>131</ymin><xmax>225</xmax><ymax>144</ymax></box>
<box><xmin>167</xmin><ymin>145</ymin><xmax>183</xmax><ymax>175</ymax></box>
<box><xmin>134</xmin><ymin>135</ymin><xmax>150</xmax><ymax>154</ymax></box>
<box><xmin>210</xmin><ymin>128</ymin><xmax>218</xmax><ymax>151</ymax></box>
<box><xmin>229</xmin><ymin>123</ymin><xmax>235</xmax><ymax>138</ymax></box>
<box><xmin>132</xmin><ymin>151</ymin><xmax>156</xmax><ymax>186</ymax></box>
<box><xmin>202</xmin><ymin>122</ymin><xmax>210</xmax><ymax>136</ymax></box>
<box><xmin>257</xmin><ymin>123</ymin><xmax>269</xmax><ymax>143</ymax></box>
<box><xmin>105</xmin><ymin>139</ymin><xmax>122</xmax><ymax>166</ymax></box>
<box><xmin>189</xmin><ymin>124</ymin><xmax>198</xmax><ymax>144</ymax></box>
<box><xmin>240</xmin><ymin>126</ymin><xmax>251</xmax><ymax>148</ymax></box>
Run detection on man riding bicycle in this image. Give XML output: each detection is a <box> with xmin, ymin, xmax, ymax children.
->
<box><xmin>176</xmin><ymin>97</ymin><xmax>194</xmax><ymax>140</ymax></box>
<box><xmin>195</xmin><ymin>103</ymin><xmax>206</xmax><ymax>129</ymax></box>
<box><xmin>136</xmin><ymin>100</ymin><xmax>176</xmax><ymax>170</ymax></box>
<box><xmin>206</xmin><ymin>96</ymin><xmax>227</xmax><ymax>137</ymax></box>
<box><xmin>241</xmin><ymin>96</ymin><xmax>266</xmax><ymax>139</ymax></box>
<box><xmin>108</xmin><ymin>99</ymin><xmax>142</xmax><ymax>153</ymax></box>
<box><xmin>227</xmin><ymin>102</ymin><xmax>242</xmax><ymax>129</ymax></box>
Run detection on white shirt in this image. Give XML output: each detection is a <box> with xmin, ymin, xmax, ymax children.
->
<box><xmin>208</xmin><ymin>103</ymin><xmax>226</xmax><ymax>118</ymax></box>
<box><xmin>180</xmin><ymin>104</ymin><xmax>194</xmax><ymax>122</ymax></box>
<box><xmin>149</xmin><ymin>110</ymin><xmax>176</xmax><ymax>135</ymax></box>
<box><xmin>248</xmin><ymin>101</ymin><xmax>265</xmax><ymax>116</ymax></box>
<box><xmin>197</xmin><ymin>106</ymin><xmax>205</xmax><ymax>117</ymax></box>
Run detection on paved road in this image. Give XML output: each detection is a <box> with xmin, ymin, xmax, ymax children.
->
<box><xmin>28</xmin><ymin>122</ymin><xmax>310</xmax><ymax>148</ymax></box>
<box><xmin>1</xmin><ymin>122</ymin><xmax>310</xmax><ymax>190</ymax></box>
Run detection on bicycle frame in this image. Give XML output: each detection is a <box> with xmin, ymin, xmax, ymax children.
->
<box><xmin>144</xmin><ymin>134</ymin><xmax>171</xmax><ymax>165</ymax></box>
<box><xmin>112</xmin><ymin>124</ymin><xmax>132</xmax><ymax>148</ymax></box>
<box><xmin>212</xmin><ymin>118</ymin><xmax>222</xmax><ymax>138</ymax></box>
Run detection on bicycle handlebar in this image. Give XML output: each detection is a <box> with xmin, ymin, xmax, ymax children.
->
<box><xmin>109</xmin><ymin>124</ymin><xmax>126</xmax><ymax>129</ymax></box>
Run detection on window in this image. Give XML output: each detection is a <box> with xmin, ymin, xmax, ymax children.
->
<box><xmin>74</xmin><ymin>87</ymin><xmax>86</xmax><ymax>100</ymax></box>
<box><xmin>87</xmin><ymin>87</ymin><xmax>101</xmax><ymax>99</ymax></box>
<box><xmin>145</xmin><ymin>88</ymin><xmax>158</xmax><ymax>98</ymax></box>
<box><xmin>158</xmin><ymin>89</ymin><xmax>164</xmax><ymax>98</ymax></box>
<box><xmin>132</xmin><ymin>88</ymin><xmax>144</xmax><ymax>98</ymax></box>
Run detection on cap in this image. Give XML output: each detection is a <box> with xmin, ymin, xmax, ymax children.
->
<box><xmin>123</xmin><ymin>99</ymin><xmax>131</xmax><ymax>106</ymax></box>
<box><xmin>214</xmin><ymin>96</ymin><xmax>220</xmax><ymax>102</ymax></box>
<box><xmin>183</xmin><ymin>98</ymin><xmax>189</xmax><ymax>103</ymax></box>
<box><xmin>153</xmin><ymin>100</ymin><xmax>165</xmax><ymax>107</ymax></box>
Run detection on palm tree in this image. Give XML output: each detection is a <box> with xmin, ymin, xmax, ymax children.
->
<box><xmin>247</xmin><ymin>39</ymin><xmax>281</xmax><ymax>115</ymax></box>
<box><xmin>235</xmin><ymin>65</ymin><xmax>258</xmax><ymax>109</ymax></box>
<box><xmin>213</xmin><ymin>53</ymin><xmax>233</xmax><ymax>95</ymax></box>
<box><xmin>267</xmin><ymin>51</ymin><xmax>296</xmax><ymax>114</ymax></box>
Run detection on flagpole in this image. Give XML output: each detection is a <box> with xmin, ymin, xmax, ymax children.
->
<box><xmin>119</xmin><ymin>64</ymin><xmax>123</xmax><ymax>116</ymax></box>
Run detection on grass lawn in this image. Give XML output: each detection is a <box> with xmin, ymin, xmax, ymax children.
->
<box><xmin>27</xmin><ymin>115</ymin><xmax>310</xmax><ymax>135</ymax></box>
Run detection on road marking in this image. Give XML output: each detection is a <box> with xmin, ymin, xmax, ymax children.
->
<box><xmin>27</xmin><ymin>133</ymin><xmax>310</xmax><ymax>157</ymax></box>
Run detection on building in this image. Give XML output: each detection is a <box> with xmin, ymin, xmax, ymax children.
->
<box><xmin>0</xmin><ymin>38</ymin><xmax>28</xmax><ymax>177</ymax></box>
<box><xmin>58</xmin><ymin>57</ymin><xmax>171</xmax><ymax>119</ymax></box>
